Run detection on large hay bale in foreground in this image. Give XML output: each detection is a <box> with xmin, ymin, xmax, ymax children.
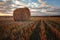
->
<box><xmin>13</xmin><ymin>7</ymin><xmax>30</xmax><ymax>21</ymax></box>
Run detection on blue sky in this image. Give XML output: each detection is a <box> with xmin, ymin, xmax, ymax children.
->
<box><xmin>31</xmin><ymin>0</ymin><xmax>60</xmax><ymax>7</ymax></box>
<box><xmin>0</xmin><ymin>0</ymin><xmax>60</xmax><ymax>7</ymax></box>
<box><xmin>43</xmin><ymin>0</ymin><xmax>60</xmax><ymax>7</ymax></box>
<box><xmin>26</xmin><ymin>0</ymin><xmax>60</xmax><ymax>7</ymax></box>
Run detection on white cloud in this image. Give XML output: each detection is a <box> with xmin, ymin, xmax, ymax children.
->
<box><xmin>0</xmin><ymin>0</ymin><xmax>60</xmax><ymax>16</ymax></box>
<box><xmin>41</xmin><ymin>9</ymin><xmax>47</xmax><ymax>12</ymax></box>
<box><xmin>38</xmin><ymin>0</ymin><xmax>43</xmax><ymax>3</ymax></box>
<box><xmin>38</xmin><ymin>0</ymin><xmax>47</xmax><ymax>7</ymax></box>
<box><xmin>37</xmin><ymin>0</ymin><xmax>60</xmax><ymax>14</ymax></box>
<box><xmin>47</xmin><ymin>8</ymin><xmax>60</xmax><ymax>13</ymax></box>
<box><xmin>0</xmin><ymin>12</ymin><xmax>13</xmax><ymax>16</ymax></box>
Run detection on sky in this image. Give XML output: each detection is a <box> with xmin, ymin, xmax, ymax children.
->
<box><xmin>43</xmin><ymin>0</ymin><xmax>60</xmax><ymax>7</ymax></box>
<box><xmin>0</xmin><ymin>0</ymin><xmax>60</xmax><ymax>16</ymax></box>
<box><xmin>32</xmin><ymin>0</ymin><xmax>60</xmax><ymax>7</ymax></box>
<box><xmin>0</xmin><ymin>0</ymin><xmax>60</xmax><ymax>7</ymax></box>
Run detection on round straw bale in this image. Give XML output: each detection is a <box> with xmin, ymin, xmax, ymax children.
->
<box><xmin>13</xmin><ymin>7</ymin><xmax>30</xmax><ymax>21</ymax></box>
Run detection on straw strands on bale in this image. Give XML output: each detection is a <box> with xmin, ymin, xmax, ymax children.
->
<box><xmin>13</xmin><ymin>7</ymin><xmax>30</xmax><ymax>21</ymax></box>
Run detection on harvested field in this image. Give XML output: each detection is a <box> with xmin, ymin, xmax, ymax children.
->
<box><xmin>0</xmin><ymin>16</ymin><xmax>60</xmax><ymax>40</ymax></box>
